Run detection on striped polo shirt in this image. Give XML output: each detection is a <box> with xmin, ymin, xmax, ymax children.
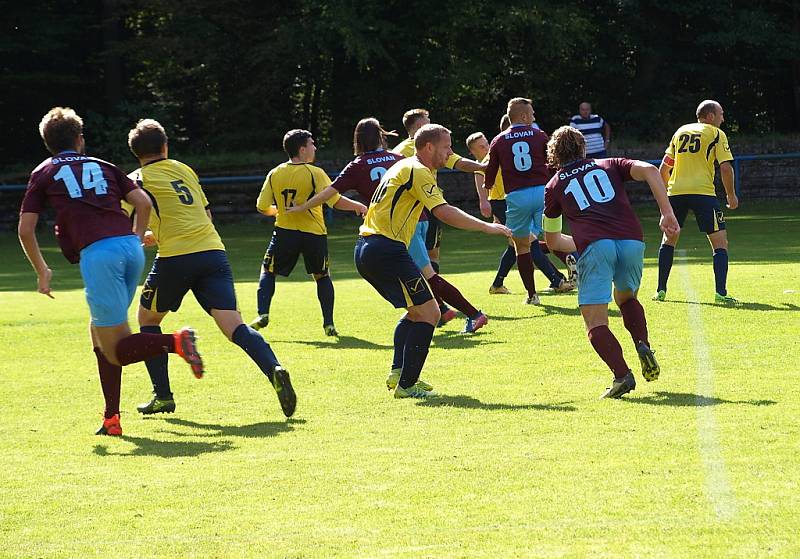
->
<box><xmin>569</xmin><ymin>114</ymin><xmax>607</xmax><ymax>156</ymax></box>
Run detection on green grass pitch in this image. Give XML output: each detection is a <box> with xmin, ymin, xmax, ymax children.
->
<box><xmin>0</xmin><ymin>201</ymin><xmax>798</xmax><ymax>557</ymax></box>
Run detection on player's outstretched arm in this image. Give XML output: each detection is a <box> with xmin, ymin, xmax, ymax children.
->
<box><xmin>720</xmin><ymin>161</ymin><xmax>738</xmax><ymax>210</ymax></box>
<box><xmin>18</xmin><ymin>212</ymin><xmax>54</xmax><ymax>298</ymax></box>
<box><xmin>631</xmin><ymin>161</ymin><xmax>680</xmax><ymax>236</ymax></box>
<box><xmin>431</xmin><ymin>204</ymin><xmax>511</xmax><ymax>237</ymax></box>
<box><xmin>286</xmin><ymin>185</ymin><xmax>339</xmax><ymax>214</ymax></box>
<box><xmin>454</xmin><ymin>158</ymin><xmax>487</xmax><ymax>173</ymax></box>
<box><xmin>332</xmin><ymin>196</ymin><xmax>368</xmax><ymax>217</ymax></box>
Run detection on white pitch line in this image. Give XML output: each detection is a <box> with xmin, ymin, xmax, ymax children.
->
<box><xmin>677</xmin><ymin>249</ymin><xmax>737</xmax><ymax>520</ymax></box>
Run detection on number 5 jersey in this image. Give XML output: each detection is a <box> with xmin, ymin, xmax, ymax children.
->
<box><xmin>127</xmin><ymin>158</ymin><xmax>224</xmax><ymax>257</ymax></box>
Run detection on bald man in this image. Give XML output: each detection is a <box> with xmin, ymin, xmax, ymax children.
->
<box><xmin>654</xmin><ymin>100</ymin><xmax>739</xmax><ymax>304</ymax></box>
<box><xmin>569</xmin><ymin>102</ymin><xmax>611</xmax><ymax>158</ymax></box>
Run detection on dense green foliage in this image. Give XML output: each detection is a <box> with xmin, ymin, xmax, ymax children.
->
<box><xmin>2</xmin><ymin>1</ymin><xmax>799</xmax><ymax>167</ymax></box>
<box><xmin>1</xmin><ymin>202</ymin><xmax>799</xmax><ymax>556</ymax></box>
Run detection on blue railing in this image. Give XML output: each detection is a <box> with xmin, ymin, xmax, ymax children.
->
<box><xmin>3</xmin><ymin>153</ymin><xmax>799</xmax><ymax>196</ymax></box>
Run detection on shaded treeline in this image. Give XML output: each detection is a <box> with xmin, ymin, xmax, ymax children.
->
<box><xmin>2</xmin><ymin>0</ymin><xmax>799</xmax><ymax>167</ymax></box>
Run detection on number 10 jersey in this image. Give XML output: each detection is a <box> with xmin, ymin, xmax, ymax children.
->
<box><xmin>544</xmin><ymin>158</ymin><xmax>643</xmax><ymax>254</ymax></box>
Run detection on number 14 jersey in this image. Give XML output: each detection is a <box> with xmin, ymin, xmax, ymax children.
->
<box><xmin>129</xmin><ymin>158</ymin><xmax>224</xmax><ymax>257</ymax></box>
<box><xmin>544</xmin><ymin>158</ymin><xmax>643</xmax><ymax>254</ymax></box>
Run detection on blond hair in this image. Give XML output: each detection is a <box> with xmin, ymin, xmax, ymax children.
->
<box><xmin>506</xmin><ymin>97</ymin><xmax>532</xmax><ymax>121</ymax></box>
<box><xmin>414</xmin><ymin>123</ymin><xmax>451</xmax><ymax>151</ymax></box>
<box><xmin>546</xmin><ymin>126</ymin><xmax>586</xmax><ymax>168</ymax></box>
<box><xmin>128</xmin><ymin>119</ymin><xmax>168</xmax><ymax>158</ymax></box>
<box><xmin>39</xmin><ymin>107</ymin><xmax>83</xmax><ymax>155</ymax></box>
<box><xmin>465</xmin><ymin>132</ymin><xmax>486</xmax><ymax>150</ymax></box>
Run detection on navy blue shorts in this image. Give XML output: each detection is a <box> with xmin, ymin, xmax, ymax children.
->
<box><xmin>425</xmin><ymin>212</ymin><xmax>442</xmax><ymax>250</ymax></box>
<box><xmin>264</xmin><ymin>227</ymin><xmax>329</xmax><ymax>276</ymax></box>
<box><xmin>489</xmin><ymin>199</ymin><xmax>507</xmax><ymax>224</ymax></box>
<box><xmin>354</xmin><ymin>235</ymin><xmax>433</xmax><ymax>309</ymax></box>
<box><xmin>140</xmin><ymin>250</ymin><xmax>238</xmax><ymax>314</ymax></box>
<box><xmin>669</xmin><ymin>194</ymin><xmax>726</xmax><ymax>234</ymax></box>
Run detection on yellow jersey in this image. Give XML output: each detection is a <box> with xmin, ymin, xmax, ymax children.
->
<box><xmin>359</xmin><ymin>157</ymin><xmax>447</xmax><ymax>246</ymax></box>
<box><xmin>391</xmin><ymin>137</ymin><xmax>463</xmax><ymax>170</ymax></box>
<box><xmin>477</xmin><ymin>153</ymin><xmax>505</xmax><ymax>200</ymax></box>
<box><xmin>664</xmin><ymin>123</ymin><xmax>733</xmax><ymax>196</ymax></box>
<box><xmin>256</xmin><ymin>162</ymin><xmax>340</xmax><ymax>236</ymax></box>
<box><xmin>127</xmin><ymin>158</ymin><xmax>224</xmax><ymax>258</ymax></box>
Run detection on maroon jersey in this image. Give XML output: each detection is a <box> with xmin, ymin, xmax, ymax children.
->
<box><xmin>485</xmin><ymin>124</ymin><xmax>552</xmax><ymax>193</ymax></box>
<box><xmin>331</xmin><ymin>150</ymin><xmax>404</xmax><ymax>200</ymax></box>
<box><xmin>544</xmin><ymin>158</ymin><xmax>643</xmax><ymax>253</ymax></box>
<box><xmin>20</xmin><ymin>152</ymin><xmax>138</xmax><ymax>263</ymax></box>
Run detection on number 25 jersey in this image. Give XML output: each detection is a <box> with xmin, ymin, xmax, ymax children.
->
<box><xmin>128</xmin><ymin>158</ymin><xmax>224</xmax><ymax>257</ymax></box>
<box><xmin>664</xmin><ymin>123</ymin><xmax>733</xmax><ymax>197</ymax></box>
<box><xmin>544</xmin><ymin>158</ymin><xmax>643</xmax><ymax>254</ymax></box>
<box><xmin>256</xmin><ymin>162</ymin><xmax>340</xmax><ymax>236</ymax></box>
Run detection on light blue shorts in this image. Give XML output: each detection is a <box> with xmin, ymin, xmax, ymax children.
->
<box><xmin>505</xmin><ymin>185</ymin><xmax>545</xmax><ymax>238</ymax></box>
<box><xmin>408</xmin><ymin>221</ymin><xmax>431</xmax><ymax>270</ymax></box>
<box><xmin>577</xmin><ymin>239</ymin><xmax>645</xmax><ymax>306</ymax></box>
<box><xmin>79</xmin><ymin>235</ymin><xmax>145</xmax><ymax>327</ymax></box>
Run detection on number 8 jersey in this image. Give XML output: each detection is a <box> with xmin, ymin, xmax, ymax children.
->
<box><xmin>485</xmin><ymin>124</ymin><xmax>552</xmax><ymax>193</ymax></box>
<box><xmin>663</xmin><ymin>122</ymin><xmax>733</xmax><ymax>196</ymax></box>
<box><xmin>128</xmin><ymin>158</ymin><xmax>224</xmax><ymax>257</ymax></box>
<box><xmin>544</xmin><ymin>158</ymin><xmax>643</xmax><ymax>254</ymax></box>
<box><xmin>21</xmin><ymin>151</ymin><xmax>139</xmax><ymax>263</ymax></box>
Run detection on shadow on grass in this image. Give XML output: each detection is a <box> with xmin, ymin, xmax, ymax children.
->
<box><xmin>271</xmin><ymin>335</ymin><xmax>392</xmax><ymax>350</ymax></box>
<box><xmin>92</xmin><ymin>418</ymin><xmax>304</xmax><ymax>458</ymax></box>
<box><xmin>416</xmin><ymin>394</ymin><xmax>576</xmax><ymax>412</ymax></box>
<box><xmin>93</xmin><ymin>437</ymin><xmax>234</xmax><ymax>458</ymax></box>
<box><xmin>627</xmin><ymin>391</ymin><xmax>777</xmax><ymax>407</ymax></box>
<box><xmin>656</xmin><ymin>300</ymin><xmax>800</xmax><ymax>312</ymax></box>
<box><xmin>161</xmin><ymin>417</ymin><xmax>306</xmax><ymax>438</ymax></box>
<box><xmin>432</xmin><ymin>330</ymin><xmax>503</xmax><ymax>349</ymax></box>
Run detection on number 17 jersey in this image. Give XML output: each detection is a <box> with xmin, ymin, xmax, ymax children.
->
<box><xmin>544</xmin><ymin>158</ymin><xmax>642</xmax><ymax>254</ymax></box>
<box><xmin>257</xmin><ymin>162</ymin><xmax>339</xmax><ymax>236</ymax></box>
<box><xmin>128</xmin><ymin>158</ymin><xmax>224</xmax><ymax>257</ymax></box>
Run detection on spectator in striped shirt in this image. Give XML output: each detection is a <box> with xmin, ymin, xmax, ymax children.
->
<box><xmin>569</xmin><ymin>102</ymin><xmax>611</xmax><ymax>158</ymax></box>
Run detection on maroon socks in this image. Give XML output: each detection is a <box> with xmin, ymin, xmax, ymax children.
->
<box><xmin>115</xmin><ymin>333</ymin><xmax>175</xmax><ymax>366</ymax></box>
<box><xmin>516</xmin><ymin>252</ymin><xmax>536</xmax><ymax>298</ymax></box>
<box><xmin>588</xmin><ymin>325</ymin><xmax>629</xmax><ymax>379</ymax></box>
<box><xmin>94</xmin><ymin>347</ymin><xmax>121</xmax><ymax>419</ymax></box>
<box><xmin>619</xmin><ymin>298</ymin><xmax>649</xmax><ymax>346</ymax></box>
<box><xmin>428</xmin><ymin>274</ymin><xmax>479</xmax><ymax>318</ymax></box>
